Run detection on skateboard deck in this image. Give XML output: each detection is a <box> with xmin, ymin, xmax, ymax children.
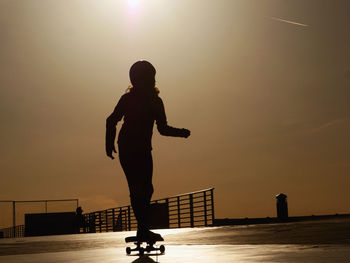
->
<box><xmin>125</xmin><ymin>235</ymin><xmax>165</xmax><ymax>256</ymax></box>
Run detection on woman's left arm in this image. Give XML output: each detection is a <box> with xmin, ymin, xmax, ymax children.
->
<box><xmin>155</xmin><ymin>97</ymin><xmax>191</xmax><ymax>138</ymax></box>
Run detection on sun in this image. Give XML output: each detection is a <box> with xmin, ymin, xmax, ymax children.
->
<box><xmin>126</xmin><ymin>0</ymin><xmax>142</xmax><ymax>11</ymax></box>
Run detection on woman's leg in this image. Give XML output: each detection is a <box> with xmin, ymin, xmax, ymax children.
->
<box><xmin>119</xmin><ymin>147</ymin><xmax>154</xmax><ymax>235</ymax></box>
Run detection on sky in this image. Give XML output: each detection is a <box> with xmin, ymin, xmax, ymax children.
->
<box><xmin>1</xmin><ymin>0</ymin><xmax>350</xmax><ymax>228</ymax></box>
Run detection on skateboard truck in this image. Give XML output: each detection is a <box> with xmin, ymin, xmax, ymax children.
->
<box><xmin>125</xmin><ymin>236</ymin><xmax>165</xmax><ymax>256</ymax></box>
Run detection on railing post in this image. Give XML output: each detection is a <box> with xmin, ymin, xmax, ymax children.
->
<box><xmin>112</xmin><ymin>208</ymin><xmax>115</xmax><ymax>231</ymax></box>
<box><xmin>177</xmin><ymin>196</ymin><xmax>181</xmax><ymax>228</ymax></box>
<box><xmin>124</xmin><ymin>210</ymin><xmax>127</xmax><ymax>231</ymax></box>
<box><xmin>210</xmin><ymin>189</ymin><xmax>215</xmax><ymax>225</ymax></box>
<box><xmin>165</xmin><ymin>198</ymin><xmax>169</xmax><ymax>227</ymax></box>
<box><xmin>119</xmin><ymin>207</ymin><xmax>123</xmax><ymax>231</ymax></box>
<box><xmin>99</xmin><ymin>212</ymin><xmax>102</xmax><ymax>232</ymax></box>
<box><xmin>12</xmin><ymin>201</ymin><xmax>16</xmax><ymax>238</ymax></box>
<box><xmin>190</xmin><ymin>194</ymin><xmax>194</xmax><ymax>228</ymax></box>
<box><xmin>83</xmin><ymin>214</ymin><xmax>86</xmax><ymax>233</ymax></box>
<box><xmin>105</xmin><ymin>210</ymin><xmax>109</xmax><ymax>232</ymax></box>
<box><xmin>204</xmin><ymin>191</ymin><xmax>208</xmax><ymax>226</ymax></box>
<box><xmin>86</xmin><ymin>214</ymin><xmax>89</xmax><ymax>233</ymax></box>
<box><xmin>128</xmin><ymin>206</ymin><xmax>131</xmax><ymax>231</ymax></box>
<box><xmin>88</xmin><ymin>214</ymin><xmax>91</xmax><ymax>233</ymax></box>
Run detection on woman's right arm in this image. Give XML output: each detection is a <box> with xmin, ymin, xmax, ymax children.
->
<box><xmin>105</xmin><ymin>95</ymin><xmax>125</xmax><ymax>159</ymax></box>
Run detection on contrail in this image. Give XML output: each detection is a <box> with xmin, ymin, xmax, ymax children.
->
<box><xmin>270</xmin><ymin>17</ymin><xmax>308</xmax><ymax>27</ymax></box>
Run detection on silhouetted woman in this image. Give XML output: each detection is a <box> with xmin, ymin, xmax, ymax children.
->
<box><xmin>105</xmin><ymin>61</ymin><xmax>190</xmax><ymax>240</ymax></box>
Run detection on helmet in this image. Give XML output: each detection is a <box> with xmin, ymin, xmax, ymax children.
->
<box><xmin>129</xmin><ymin>60</ymin><xmax>156</xmax><ymax>87</ymax></box>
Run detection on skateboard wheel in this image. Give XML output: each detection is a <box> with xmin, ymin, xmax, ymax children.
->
<box><xmin>126</xmin><ymin>247</ymin><xmax>131</xmax><ymax>255</ymax></box>
<box><xmin>160</xmin><ymin>245</ymin><xmax>165</xmax><ymax>254</ymax></box>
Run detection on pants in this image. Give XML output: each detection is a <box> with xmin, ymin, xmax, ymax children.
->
<box><xmin>118</xmin><ymin>144</ymin><xmax>154</xmax><ymax>232</ymax></box>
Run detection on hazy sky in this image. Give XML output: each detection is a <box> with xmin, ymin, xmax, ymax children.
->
<box><xmin>1</xmin><ymin>0</ymin><xmax>350</xmax><ymax>227</ymax></box>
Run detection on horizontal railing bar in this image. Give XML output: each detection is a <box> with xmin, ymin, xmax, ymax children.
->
<box><xmin>193</xmin><ymin>219</ymin><xmax>207</xmax><ymax>223</ymax></box>
<box><xmin>191</xmin><ymin>196</ymin><xmax>207</xmax><ymax>201</ymax></box>
<box><xmin>177</xmin><ymin>202</ymin><xmax>190</xmax><ymax>206</ymax></box>
<box><xmin>177</xmin><ymin>211</ymin><xmax>192</xmax><ymax>216</ymax></box>
<box><xmin>169</xmin><ymin>209</ymin><xmax>177</xmax><ymax>216</ymax></box>
<box><xmin>152</xmin><ymin>188</ymin><xmax>214</xmax><ymax>201</ymax></box>
<box><xmin>170</xmin><ymin>188</ymin><xmax>214</xmax><ymax>198</ymax></box>
<box><xmin>179</xmin><ymin>216</ymin><xmax>194</xmax><ymax>220</ymax></box>
<box><xmin>192</xmin><ymin>211</ymin><xmax>206</xmax><ymax>215</ymax></box>
<box><xmin>169</xmin><ymin>207</ymin><xmax>187</xmax><ymax>212</ymax></box>
<box><xmin>177</xmin><ymin>221</ymin><xmax>190</xmax><ymax>224</ymax></box>
<box><xmin>170</xmin><ymin>208</ymin><xmax>210</xmax><ymax>215</ymax></box>
<box><xmin>152</xmin><ymin>195</ymin><xmax>211</xmax><ymax>207</ymax></box>
<box><xmin>191</xmin><ymin>201</ymin><xmax>205</xmax><ymax>206</ymax></box>
<box><xmin>192</xmin><ymin>205</ymin><xmax>206</xmax><ymax>209</ymax></box>
<box><xmin>176</xmin><ymin>206</ymin><xmax>191</xmax><ymax>210</ymax></box>
<box><xmin>168</xmin><ymin>220</ymin><xmax>207</xmax><ymax>225</ymax></box>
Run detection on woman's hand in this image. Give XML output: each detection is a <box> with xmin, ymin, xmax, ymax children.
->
<box><xmin>106</xmin><ymin>144</ymin><xmax>117</xmax><ymax>159</ymax></box>
<box><xmin>181</xmin><ymin>128</ymin><xmax>191</xmax><ymax>138</ymax></box>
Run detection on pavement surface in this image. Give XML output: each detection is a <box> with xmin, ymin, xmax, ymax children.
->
<box><xmin>1</xmin><ymin>219</ymin><xmax>350</xmax><ymax>263</ymax></box>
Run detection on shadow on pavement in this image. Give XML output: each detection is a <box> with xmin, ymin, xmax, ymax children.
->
<box><xmin>131</xmin><ymin>255</ymin><xmax>157</xmax><ymax>263</ymax></box>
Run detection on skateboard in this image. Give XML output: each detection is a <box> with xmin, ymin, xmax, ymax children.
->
<box><xmin>125</xmin><ymin>235</ymin><xmax>165</xmax><ymax>256</ymax></box>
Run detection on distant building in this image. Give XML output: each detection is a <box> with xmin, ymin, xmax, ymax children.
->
<box><xmin>276</xmin><ymin>193</ymin><xmax>288</xmax><ymax>219</ymax></box>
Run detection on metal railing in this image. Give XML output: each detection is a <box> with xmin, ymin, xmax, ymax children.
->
<box><xmin>0</xmin><ymin>225</ymin><xmax>25</xmax><ymax>238</ymax></box>
<box><xmin>82</xmin><ymin>188</ymin><xmax>215</xmax><ymax>233</ymax></box>
<box><xmin>0</xmin><ymin>189</ymin><xmax>215</xmax><ymax>237</ymax></box>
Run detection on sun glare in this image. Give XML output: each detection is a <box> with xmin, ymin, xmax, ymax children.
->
<box><xmin>127</xmin><ymin>0</ymin><xmax>142</xmax><ymax>13</ymax></box>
